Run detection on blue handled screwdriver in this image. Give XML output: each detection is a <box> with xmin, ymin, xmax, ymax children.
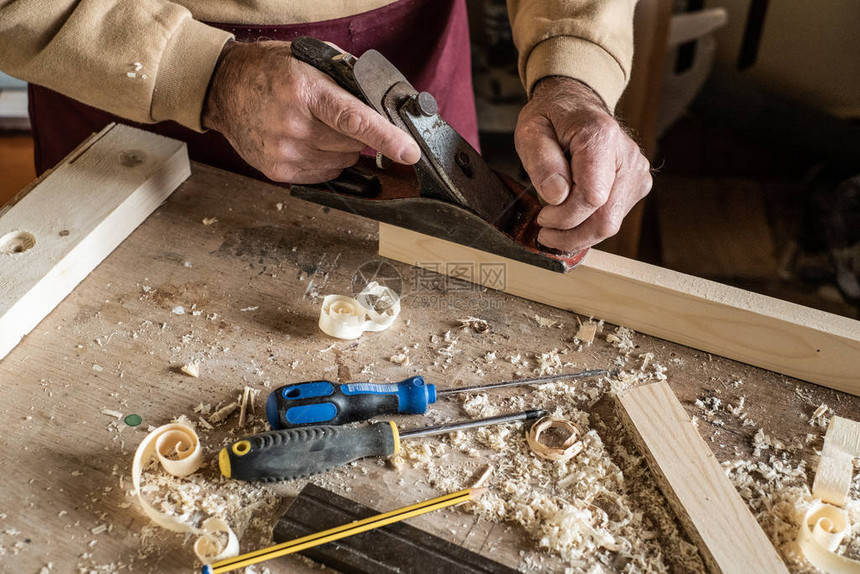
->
<box><xmin>265</xmin><ymin>369</ymin><xmax>610</xmax><ymax>429</ymax></box>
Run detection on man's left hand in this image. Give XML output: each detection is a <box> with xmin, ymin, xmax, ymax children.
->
<box><xmin>515</xmin><ymin>76</ymin><xmax>652</xmax><ymax>253</ymax></box>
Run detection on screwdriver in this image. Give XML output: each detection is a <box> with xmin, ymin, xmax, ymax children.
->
<box><xmin>266</xmin><ymin>369</ymin><xmax>610</xmax><ymax>429</ymax></box>
<box><xmin>220</xmin><ymin>409</ymin><xmax>547</xmax><ymax>482</ymax></box>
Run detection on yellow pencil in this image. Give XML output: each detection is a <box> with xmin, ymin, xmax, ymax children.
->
<box><xmin>202</xmin><ymin>486</ymin><xmax>487</xmax><ymax>574</ymax></box>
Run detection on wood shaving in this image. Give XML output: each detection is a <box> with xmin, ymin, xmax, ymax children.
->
<box><xmin>207</xmin><ymin>403</ymin><xmax>238</xmax><ymax>425</ymax></box>
<box><xmin>605</xmin><ymin>326</ymin><xmax>635</xmax><ymax>355</ymax></box>
<box><xmin>527</xmin><ymin>417</ymin><xmax>583</xmax><ymax>461</ymax></box>
<box><xmin>532</xmin><ymin>314</ymin><xmax>561</xmax><ymax>328</ymax></box>
<box><xmin>811</xmin><ymin>403</ymin><xmax>832</xmax><ymax>428</ymax></box>
<box><xmin>101</xmin><ymin>408</ymin><xmax>123</xmax><ymax>419</ymax></box>
<box><xmin>575</xmin><ymin>322</ymin><xmax>598</xmax><ymax>345</ymax></box>
<box><xmin>238</xmin><ymin>386</ymin><xmax>257</xmax><ymax>428</ymax></box>
<box><xmin>395</xmin><ymin>373</ymin><xmax>704</xmax><ymax>572</ymax></box>
<box><xmin>458</xmin><ymin>317</ymin><xmax>490</xmax><ymax>333</ymax></box>
<box><xmin>180</xmin><ymin>362</ymin><xmax>200</xmax><ymax>378</ymax></box>
<box><xmin>389</xmin><ymin>347</ymin><xmax>410</xmax><ymax>366</ymax></box>
<box><xmin>534</xmin><ymin>349</ymin><xmax>571</xmax><ymax>375</ymax></box>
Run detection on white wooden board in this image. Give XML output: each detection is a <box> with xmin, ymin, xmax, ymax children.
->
<box><xmin>0</xmin><ymin>123</ymin><xmax>190</xmax><ymax>360</ymax></box>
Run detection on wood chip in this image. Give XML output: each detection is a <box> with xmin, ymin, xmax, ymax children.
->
<box><xmin>208</xmin><ymin>403</ymin><xmax>238</xmax><ymax>424</ymax></box>
<box><xmin>458</xmin><ymin>317</ymin><xmax>490</xmax><ymax>333</ymax></box>
<box><xmin>237</xmin><ymin>387</ymin><xmax>256</xmax><ymax>428</ymax></box>
<box><xmin>180</xmin><ymin>362</ymin><xmax>200</xmax><ymax>378</ymax></box>
<box><xmin>576</xmin><ymin>322</ymin><xmax>598</xmax><ymax>345</ymax></box>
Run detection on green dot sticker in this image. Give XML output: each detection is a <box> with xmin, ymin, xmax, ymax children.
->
<box><xmin>124</xmin><ymin>414</ymin><xmax>143</xmax><ymax>427</ymax></box>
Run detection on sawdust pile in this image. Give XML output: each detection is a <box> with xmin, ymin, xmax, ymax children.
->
<box><xmin>704</xmin><ymin>394</ymin><xmax>860</xmax><ymax>568</ymax></box>
<box><xmin>395</xmin><ymin>350</ymin><xmax>705</xmax><ymax>573</ymax></box>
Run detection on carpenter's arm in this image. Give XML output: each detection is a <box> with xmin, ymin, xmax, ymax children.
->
<box><xmin>507</xmin><ymin>0</ymin><xmax>652</xmax><ymax>252</ymax></box>
<box><xmin>0</xmin><ymin>0</ymin><xmax>232</xmax><ymax>130</ymax></box>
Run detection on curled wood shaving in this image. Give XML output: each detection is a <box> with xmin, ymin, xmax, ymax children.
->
<box><xmin>795</xmin><ymin>415</ymin><xmax>860</xmax><ymax>572</ymax></box>
<box><xmin>319</xmin><ymin>282</ymin><xmax>401</xmax><ymax>339</ymax></box>
<box><xmin>797</xmin><ymin>502</ymin><xmax>859</xmax><ymax>573</ymax></box>
<box><xmin>526</xmin><ymin>417</ymin><xmax>583</xmax><ymax>462</ymax></box>
<box><xmin>131</xmin><ymin>424</ymin><xmax>238</xmax><ymax>564</ymax></box>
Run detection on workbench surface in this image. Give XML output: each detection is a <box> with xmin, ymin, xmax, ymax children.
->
<box><xmin>1</xmin><ymin>163</ymin><xmax>856</xmax><ymax>572</ymax></box>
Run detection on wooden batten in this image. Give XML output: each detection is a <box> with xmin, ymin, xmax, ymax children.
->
<box><xmin>378</xmin><ymin>224</ymin><xmax>860</xmax><ymax>395</ymax></box>
<box><xmin>617</xmin><ymin>382</ymin><xmax>789</xmax><ymax>573</ymax></box>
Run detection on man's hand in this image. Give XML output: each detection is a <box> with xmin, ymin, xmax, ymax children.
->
<box><xmin>515</xmin><ymin>77</ymin><xmax>652</xmax><ymax>252</ymax></box>
<box><xmin>203</xmin><ymin>41</ymin><xmax>421</xmax><ymax>183</ymax></box>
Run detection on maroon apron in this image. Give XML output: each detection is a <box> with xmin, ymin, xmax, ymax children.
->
<box><xmin>29</xmin><ymin>0</ymin><xmax>478</xmax><ymax>177</ymax></box>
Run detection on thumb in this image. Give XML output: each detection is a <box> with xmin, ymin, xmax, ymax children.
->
<box><xmin>515</xmin><ymin>119</ymin><xmax>570</xmax><ymax>205</ymax></box>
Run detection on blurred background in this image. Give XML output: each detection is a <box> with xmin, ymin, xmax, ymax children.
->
<box><xmin>1</xmin><ymin>0</ymin><xmax>858</xmax><ymax>317</ymax></box>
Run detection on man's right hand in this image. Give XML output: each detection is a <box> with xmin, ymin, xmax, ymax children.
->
<box><xmin>203</xmin><ymin>40</ymin><xmax>421</xmax><ymax>183</ymax></box>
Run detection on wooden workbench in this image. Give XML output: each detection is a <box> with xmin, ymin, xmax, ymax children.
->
<box><xmin>0</xmin><ymin>163</ymin><xmax>857</xmax><ymax>572</ymax></box>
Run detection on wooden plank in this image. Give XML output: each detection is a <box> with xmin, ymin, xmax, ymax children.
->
<box><xmin>378</xmin><ymin>224</ymin><xmax>860</xmax><ymax>395</ymax></box>
<box><xmin>616</xmin><ymin>381</ymin><xmax>788</xmax><ymax>574</ymax></box>
<box><xmin>0</xmin><ymin>123</ymin><xmax>190</xmax><ymax>360</ymax></box>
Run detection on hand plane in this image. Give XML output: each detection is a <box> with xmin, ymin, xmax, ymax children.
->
<box><xmin>289</xmin><ymin>36</ymin><xmax>587</xmax><ymax>273</ymax></box>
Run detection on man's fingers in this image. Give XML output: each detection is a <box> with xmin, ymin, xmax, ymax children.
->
<box><xmin>303</xmin><ymin>120</ymin><xmax>367</xmax><ymax>153</ymax></box>
<box><xmin>537</xmin><ymin>161</ymin><xmax>649</xmax><ymax>252</ymax></box>
<box><xmin>536</xmin><ymin>134</ymin><xmax>617</xmax><ymax>230</ymax></box>
<box><xmin>515</xmin><ymin>118</ymin><xmax>570</xmax><ymax>205</ymax></box>
<box><xmin>310</xmin><ymin>80</ymin><xmax>421</xmax><ymax>165</ymax></box>
<box><xmin>537</xmin><ymin>201</ymin><xmax>624</xmax><ymax>253</ymax></box>
<box><xmin>262</xmin><ymin>145</ymin><xmax>360</xmax><ymax>183</ymax></box>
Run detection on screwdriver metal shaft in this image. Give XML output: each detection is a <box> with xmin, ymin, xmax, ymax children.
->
<box><xmin>400</xmin><ymin>409</ymin><xmax>547</xmax><ymax>438</ymax></box>
<box><xmin>436</xmin><ymin>369</ymin><xmax>612</xmax><ymax>396</ymax></box>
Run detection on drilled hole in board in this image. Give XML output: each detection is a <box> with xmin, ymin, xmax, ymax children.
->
<box><xmin>0</xmin><ymin>231</ymin><xmax>36</xmax><ymax>255</ymax></box>
<box><xmin>120</xmin><ymin>150</ymin><xmax>147</xmax><ymax>167</ymax></box>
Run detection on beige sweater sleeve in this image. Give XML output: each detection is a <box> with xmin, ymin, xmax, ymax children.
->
<box><xmin>0</xmin><ymin>0</ymin><xmax>232</xmax><ymax>131</ymax></box>
<box><xmin>507</xmin><ymin>0</ymin><xmax>637</xmax><ymax>112</ymax></box>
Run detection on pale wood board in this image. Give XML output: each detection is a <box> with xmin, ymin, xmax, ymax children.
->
<box><xmin>0</xmin><ymin>123</ymin><xmax>190</xmax><ymax>360</ymax></box>
<box><xmin>378</xmin><ymin>224</ymin><xmax>860</xmax><ymax>395</ymax></box>
<box><xmin>616</xmin><ymin>381</ymin><xmax>789</xmax><ymax>574</ymax></box>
